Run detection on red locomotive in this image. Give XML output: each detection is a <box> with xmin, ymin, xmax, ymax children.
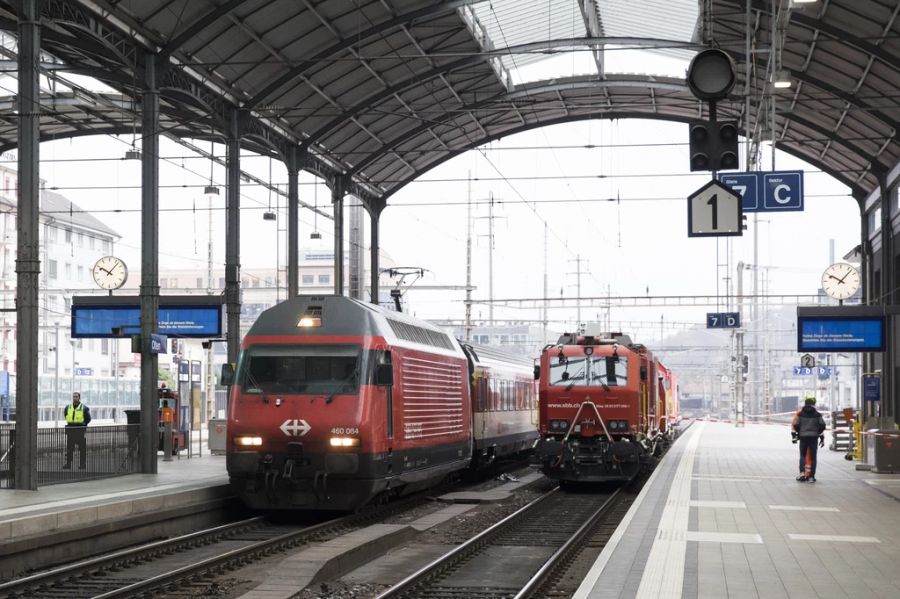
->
<box><xmin>533</xmin><ymin>332</ymin><xmax>678</xmax><ymax>484</ymax></box>
<box><xmin>224</xmin><ymin>295</ymin><xmax>537</xmax><ymax>511</ymax></box>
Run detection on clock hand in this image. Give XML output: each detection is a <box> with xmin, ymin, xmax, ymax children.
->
<box><xmin>99</xmin><ymin>267</ymin><xmax>113</xmax><ymax>276</ymax></box>
<box><xmin>836</xmin><ymin>271</ymin><xmax>853</xmax><ymax>284</ymax></box>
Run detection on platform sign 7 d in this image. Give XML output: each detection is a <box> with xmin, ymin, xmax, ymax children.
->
<box><xmin>707</xmin><ymin>312</ymin><xmax>741</xmax><ymax>328</ymax></box>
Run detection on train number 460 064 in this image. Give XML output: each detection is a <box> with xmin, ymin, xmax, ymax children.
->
<box><xmin>331</xmin><ymin>427</ymin><xmax>359</xmax><ymax>435</ymax></box>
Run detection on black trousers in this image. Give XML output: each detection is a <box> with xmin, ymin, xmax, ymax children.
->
<box><xmin>798</xmin><ymin>437</ymin><xmax>818</xmax><ymax>477</ymax></box>
<box><xmin>65</xmin><ymin>427</ymin><xmax>86</xmax><ymax>467</ymax></box>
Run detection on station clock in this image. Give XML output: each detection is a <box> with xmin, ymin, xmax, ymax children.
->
<box><xmin>821</xmin><ymin>263</ymin><xmax>860</xmax><ymax>301</ymax></box>
<box><xmin>92</xmin><ymin>255</ymin><xmax>128</xmax><ymax>290</ymax></box>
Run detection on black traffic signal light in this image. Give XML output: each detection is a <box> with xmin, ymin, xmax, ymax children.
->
<box><xmin>742</xmin><ymin>354</ymin><xmax>749</xmax><ymax>381</ymax></box>
<box><xmin>170</xmin><ymin>339</ymin><xmax>179</xmax><ymax>354</ymax></box>
<box><xmin>689</xmin><ymin>120</ymin><xmax>740</xmax><ymax>172</ymax></box>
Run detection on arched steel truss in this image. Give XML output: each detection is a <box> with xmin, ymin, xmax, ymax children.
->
<box><xmin>0</xmin><ymin>0</ymin><xmax>895</xmax><ymax>206</ymax></box>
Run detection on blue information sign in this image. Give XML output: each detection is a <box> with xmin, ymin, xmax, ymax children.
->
<box><xmin>763</xmin><ymin>171</ymin><xmax>803</xmax><ymax>210</ymax></box>
<box><xmin>72</xmin><ymin>304</ymin><xmax>222</xmax><ymax>338</ymax></box>
<box><xmin>706</xmin><ymin>312</ymin><xmax>741</xmax><ymax>328</ymax></box>
<box><xmin>74</xmin><ymin>368</ymin><xmax>93</xmax><ymax>376</ymax></box>
<box><xmin>719</xmin><ymin>173</ymin><xmax>759</xmax><ymax>211</ymax></box>
<box><xmin>792</xmin><ymin>367</ymin><xmax>834</xmax><ymax>377</ymax></box>
<box><xmin>864</xmin><ymin>376</ymin><xmax>881</xmax><ymax>402</ymax></box>
<box><xmin>718</xmin><ymin>170</ymin><xmax>803</xmax><ymax>213</ymax></box>
<box><xmin>797</xmin><ymin>316</ymin><xmax>885</xmax><ymax>352</ymax></box>
<box><xmin>149</xmin><ymin>334</ymin><xmax>168</xmax><ymax>354</ymax></box>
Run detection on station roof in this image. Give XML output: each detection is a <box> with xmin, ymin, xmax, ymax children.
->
<box><xmin>0</xmin><ymin>0</ymin><xmax>896</xmax><ymax>204</ymax></box>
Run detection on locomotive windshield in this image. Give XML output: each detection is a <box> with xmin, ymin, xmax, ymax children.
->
<box><xmin>236</xmin><ymin>345</ymin><xmax>361</xmax><ymax>395</ymax></box>
<box><xmin>549</xmin><ymin>355</ymin><xmax>628</xmax><ymax>387</ymax></box>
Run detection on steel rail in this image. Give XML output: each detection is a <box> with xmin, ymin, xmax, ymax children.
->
<box><xmin>0</xmin><ymin>515</ymin><xmax>266</xmax><ymax>595</ymax></box>
<box><xmin>514</xmin><ymin>488</ymin><xmax>624</xmax><ymax>599</ymax></box>
<box><xmin>373</xmin><ymin>488</ymin><xmax>562</xmax><ymax>599</ymax></box>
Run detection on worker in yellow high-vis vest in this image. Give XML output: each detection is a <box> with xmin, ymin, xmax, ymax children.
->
<box><xmin>63</xmin><ymin>392</ymin><xmax>92</xmax><ymax>470</ymax></box>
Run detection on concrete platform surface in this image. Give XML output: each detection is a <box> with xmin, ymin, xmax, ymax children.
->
<box><xmin>574</xmin><ymin>421</ymin><xmax>900</xmax><ymax>599</ymax></box>
<box><xmin>437</xmin><ymin>471</ymin><xmax>543</xmax><ymax>503</ymax></box>
<box><xmin>0</xmin><ymin>452</ymin><xmax>228</xmax><ymax>541</ymax></box>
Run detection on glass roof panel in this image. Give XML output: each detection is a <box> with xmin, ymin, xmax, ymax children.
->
<box><xmin>465</xmin><ymin>0</ymin><xmax>699</xmax><ymax>84</ymax></box>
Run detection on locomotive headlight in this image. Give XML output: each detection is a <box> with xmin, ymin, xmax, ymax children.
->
<box><xmin>234</xmin><ymin>435</ymin><xmax>263</xmax><ymax>447</ymax></box>
<box><xmin>329</xmin><ymin>436</ymin><xmax>360</xmax><ymax>447</ymax></box>
<box><xmin>609</xmin><ymin>420</ymin><xmax>618</xmax><ymax>430</ymax></box>
<box><xmin>297</xmin><ymin>316</ymin><xmax>322</xmax><ymax>327</ymax></box>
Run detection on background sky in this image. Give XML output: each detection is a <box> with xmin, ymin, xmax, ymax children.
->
<box><xmin>31</xmin><ymin>115</ymin><xmax>860</xmax><ymax>349</ymax></box>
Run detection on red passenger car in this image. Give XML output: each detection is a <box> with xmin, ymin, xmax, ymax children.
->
<box><xmin>533</xmin><ymin>333</ymin><xmax>677</xmax><ymax>484</ymax></box>
<box><xmin>225</xmin><ymin>295</ymin><xmax>536</xmax><ymax>511</ymax></box>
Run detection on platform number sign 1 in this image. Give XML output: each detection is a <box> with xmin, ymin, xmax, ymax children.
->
<box><xmin>688</xmin><ymin>179</ymin><xmax>743</xmax><ymax>237</ymax></box>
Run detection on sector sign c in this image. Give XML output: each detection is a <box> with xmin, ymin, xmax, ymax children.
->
<box><xmin>718</xmin><ymin>170</ymin><xmax>804</xmax><ymax>212</ymax></box>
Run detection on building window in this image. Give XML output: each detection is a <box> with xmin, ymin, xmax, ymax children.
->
<box><xmin>318</xmin><ymin>274</ymin><xmax>330</xmax><ymax>285</ymax></box>
<box><xmin>77</xmin><ymin>232</ymin><xmax>84</xmax><ymax>246</ymax></box>
<box><xmin>302</xmin><ymin>274</ymin><xmax>314</xmax><ymax>285</ymax></box>
<box><xmin>89</xmin><ymin>236</ymin><xmax>96</xmax><ymax>250</ymax></box>
<box><xmin>65</xmin><ymin>263</ymin><xmax>72</xmax><ymax>279</ymax></box>
<box><xmin>48</xmin><ymin>259</ymin><xmax>57</xmax><ymax>280</ymax></box>
<box><xmin>101</xmin><ymin>338</ymin><xmax>109</xmax><ymax>355</ymax></box>
<box><xmin>65</xmin><ymin>228</ymin><xmax>72</xmax><ymax>242</ymax></box>
<box><xmin>45</xmin><ymin>224</ymin><xmax>57</xmax><ymax>243</ymax></box>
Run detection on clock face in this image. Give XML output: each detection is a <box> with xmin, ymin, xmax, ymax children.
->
<box><xmin>821</xmin><ymin>263</ymin><xmax>860</xmax><ymax>300</ymax></box>
<box><xmin>92</xmin><ymin>256</ymin><xmax>128</xmax><ymax>290</ymax></box>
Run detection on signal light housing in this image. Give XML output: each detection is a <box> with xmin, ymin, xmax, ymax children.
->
<box><xmin>688</xmin><ymin>120</ymin><xmax>740</xmax><ymax>172</ymax></box>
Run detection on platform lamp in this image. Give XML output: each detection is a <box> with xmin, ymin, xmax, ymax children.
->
<box><xmin>309</xmin><ymin>178</ymin><xmax>322</xmax><ymax>239</ymax></box>
<box><xmin>263</xmin><ymin>158</ymin><xmax>277</xmax><ymax>221</ymax></box>
<box><xmin>125</xmin><ymin>103</ymin><xmax>141</xmax><ymax>160</ymax></box>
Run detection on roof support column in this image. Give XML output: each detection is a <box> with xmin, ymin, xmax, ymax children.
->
<box><xmin>286</xmin><ymin>147</ymin><xmax>300</xmax><ymax>299</ymax></box>
<box><xmin>139</xmin><ymin>52</ymin><xmax>160</xmax><ymax>474</ymax></box>
<box><xmin>14</xmin><ymin>0</ymin><xmax>41</xmax><ymax>490</ymax></box>
<box><xmin>225</xmin><ymin>110</ymin><xmax>242</xmax><ymax>365</ymax></box>
<box><xmin>349</xmin><ymin>197</ymin><xmax>364</xmax><ymax>300</ymax></box>
<box><xmin>856</xmin><ymin>193</ymin><xmax>872</xmax><ymax>424</ymax></box>
<box><xmin>879</xmin><ymin>173</ymin><xmax>896</xmax><ymax>425</ymax></box>
<box><xmin>332</xmin><ymin>177</ymin><xmax>345</xmax><ymax>296</ymax></box>
<box><xmin>370</xmin><ymin>205</ymin><xmax>382</xmax><ymax>305</ymax></box>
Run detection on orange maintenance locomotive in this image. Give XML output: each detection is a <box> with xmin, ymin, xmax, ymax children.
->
<box><xmin>533</xmin><ymin>332</ymin><xmax>679</xmax><ymax>484</ymax></box>
<box><xmin>225</xmin><ymin>295</ymin><xmax>537</xmax><ymax>511</ymax></box>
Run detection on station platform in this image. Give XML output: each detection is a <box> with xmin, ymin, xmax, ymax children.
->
<box><xmin>0</xmin><ymin>448</ymin><xmax>229</xmax><ymax>576</ymax></box>
<box><xmin>575</xmin><ymin>421</ymin><xmax>900</xmax><ymax>599</ymax></box>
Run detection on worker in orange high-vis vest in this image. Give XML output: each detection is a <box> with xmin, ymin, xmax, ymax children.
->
<box><xmin>160</xmin><ymin>399</ymin><xmax>174</xmax><ymax>425</ymax></box>
<box><xmin>63</xmin><ymin>392</ymin><xmax>92</xmax><ymax>470</ymax></box>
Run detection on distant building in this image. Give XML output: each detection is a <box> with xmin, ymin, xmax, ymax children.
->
<box><xmin>0</xmin><ymin>160</ymin><xmax>130</xmax><ymax>422</ymax></box>
<box><xmin>436</xmin><ymin>322</ymin><xmax>555</xmax><ymax>357</ymax></box>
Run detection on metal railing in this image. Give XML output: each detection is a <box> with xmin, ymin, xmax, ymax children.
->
<box><xmin>0</xmin><ymin>424</ymin><xmax>141</xmax><ymax>488</ymax></box>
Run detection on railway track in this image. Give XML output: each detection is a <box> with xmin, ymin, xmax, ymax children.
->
<box><xmin>375</xmin><ymin>486</ymin><xmax>628</xmax><ymax>599</ymax></box>
<box><xmin>0</xmin><ymin>502</ymin><xmax>407</xmax><ymax>599</ymax></box>
<box><xmin>0</xmin><ymin>463</ymin><xmax>539</xmax><ymax>599</ymax></box>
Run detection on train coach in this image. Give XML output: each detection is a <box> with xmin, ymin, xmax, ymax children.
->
<box><xmin>533</xmin><ymin>332</ymin><xmax>678</xmax><ymax>485</ymax></box>
<box><xmin>223</xmin><ymin>295</ymin><xmax>536</xmax><ymax>511</ymax></box>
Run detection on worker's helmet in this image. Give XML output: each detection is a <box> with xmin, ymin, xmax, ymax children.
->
<box><xmin>804</xmin><ymin>394</ymin><xmax>816</xmax><ymax>405</ymax></box>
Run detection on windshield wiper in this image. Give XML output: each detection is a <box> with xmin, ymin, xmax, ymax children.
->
<box><xmin>326</xmin><ymin>367</ymin><xmax>359</xmax><ymax>404</ymax></box>
<box><xmin>564</xmin><ymin>369</ymin><xmax>585</xmax><ymax>391</ymax></box>
<box><xmin>243</xmin><ymin>368</ymin><xmax>263</xmax><ymax>394</ymax></box>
